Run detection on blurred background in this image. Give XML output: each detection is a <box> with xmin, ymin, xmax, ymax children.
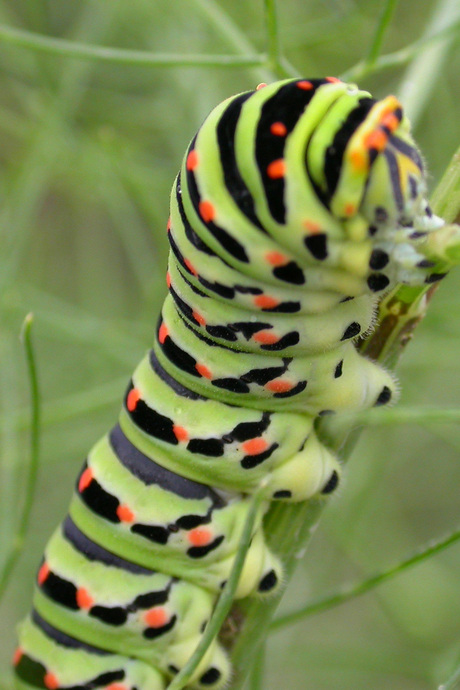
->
<box><xmin>0</xmin><ymin>1</ymin><xmax>459</xmax><ymax>689</ymax></box>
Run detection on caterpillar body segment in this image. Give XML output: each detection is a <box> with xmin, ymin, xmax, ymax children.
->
<box><xmin>15</xmin><ymin>78</ymin><xmax>447</xmax><ymax>690</ymax></box>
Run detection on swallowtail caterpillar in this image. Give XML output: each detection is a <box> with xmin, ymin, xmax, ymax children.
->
<box><xmin>14</xmin><ymin>78</ymin><xmax>453</xmax><ymax>690</ymax></box>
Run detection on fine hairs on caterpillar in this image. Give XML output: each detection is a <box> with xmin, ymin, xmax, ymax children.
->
<box><xmin>14</xmin><ymin>78</ymin><xmax>449</xmax><ymax>690</ymax></box>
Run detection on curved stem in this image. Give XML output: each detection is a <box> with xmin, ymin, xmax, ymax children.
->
<box><xmin>0</xmin><ymin>24</ymin><xmax>265</xmax><ymax>68</ymax></box>
<box><xmin>0</xmin><ymin>315</ymin><xmax>40</xmax><ymax>603</ymax></box>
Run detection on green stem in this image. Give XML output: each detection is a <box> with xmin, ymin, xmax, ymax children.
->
<box><xmin>263</xmin><ymin>0</ymin><xmax>283</xmax><ymax>77</ymax></box>
<box><xmin>329</xmin><ymin>406</ymin><xmax>460</xmax><ymax>430</ymax></box>
<box><xmin>271</xmin><ymin>526</ymin><xmax>460</xmax><ymax>632</ymax></box>
<box><xmin>165</xmin><ymin>489</ymin><xmax>266</xmax><ymax>690</ymax></box>
<box><xmin>397</xmin><ymin>0</ymin><xmax>460</xmax><ymax>126</ymax></box>
<box><xmin>341</xmin><ymin>18</ymin><xmax>460</xmax><ymax>83</ymax></box>
<box><xmin>431</xmin><ymin>144</ymin><xmax>460</xmax><ymax>225</ymax></box>
<box><xmin>0</xmin><ymin>315</ymin><xmax>40</xmax><ymax>603</ymax></box>
<box><xmin>364</xmin><ymin>0</ymin><xmax>400</xmax><ymax>67</ymax></box>
<box><xmin>248</xmin><ymin>643</ymin><xmax>266</xmax><ymax>690</ymax></box>
<box><xmin>0</xmin><ymin>24</ymin><xmax>265</xmax><ymax>68</ymax></box>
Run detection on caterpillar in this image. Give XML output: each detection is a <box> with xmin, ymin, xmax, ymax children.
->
<box><xmin>14</xmin><ymin>77</ymin><xmax>448</xmax><ymax>690</ymax></box>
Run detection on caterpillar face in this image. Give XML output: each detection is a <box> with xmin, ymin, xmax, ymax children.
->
<box><xmin>15</xmin><ymin>78</ymin><xmax>446</xmax><ymax>690</ymax></box>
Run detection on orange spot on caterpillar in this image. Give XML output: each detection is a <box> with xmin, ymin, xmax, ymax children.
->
<box><xmin>126</xmin><ymin>388</ymin><xmax>141</xmax><ymax>413</ymax></box>
<box><xmin>253</xmin><ymin>330</ymin><xmax>279</xmax><ymax>345</ymax></box>
<box><xmin>196</xmin><ymin>363</ymin><xmax>212</xmax><ymax>379</ymax></box>
<box><xmin>44</xmin><ymin>673</ymin><xmax>60</xmax><ymax>690</ymax></box>
<box><xmin>186</xmin><ymin>149</ymin><xmax>199</xmax><ymax>171</ymax></box>
<box><xmin>254</xmin><ymin>295</ymin><xmax>279</xmax><ymax>309</ymax></box>
<box><xmin>242</xmin><ymin>438</ymin><xmax>268</xmax><ymax>455</ymax></box>
<box><xmin>256</xmin><ymin>82</ymin><xmax>267</xmax><ymax>90</ymax></box>
<box><xmin>184</xmin><ymin>258</ymin><xmax>198</xmax><ymax>276</ymax></box>
<box><xmin>192</xmin><ymin>310</ymin><xmax>206</xmax><ymax>326</ymax></box>
<box><xmin>265</xmin><ymin>250</ymin><xmax>288</xmax><ymax>266</ymax></box>
<box><xmin>265</xmin><ymin>379</ymin><xmax>294</xmax><ymax>393</ymax></box>
<box><xmin>117</xmin><ymin>503</ymin><xmax>134</xmax><ymax>522</ymax></box>
<box><xmin>267</xmin><ymin>159</ymin><xmax>286</xmax><ymax>179</ymax></box>
<box><xmin>381</xmin><ymin>112</ymin><xmax>399</xmax><ymax>131</ymax></box>
<box><xmin>173</xmin><ymin>425</ymin><xmax>188</xmax><ymax>442</ymax></box>
<box><xmin>159</xmin><ymin>322</ymin><xmax>169</xmax><ymax>344</ymax></box>
<box><xmin>188</xmin><ymin>528</ymin><xmax>212</xmax><ymax>546</ymax></box>
<box><xmin>326</xmin><ymin>76</ymin><xmax>341</xmax><ymax>83</ymax></box>
<box><xmin>144</xmin><ymin>607</ymin><xmax>169</xmax><ymax>628</ymax></box>
<box><xmin>350</xmin><ymin>150</ymin><xmax>368</xmax><ymax>172</ymax></box>
<box><xmin>364</xmin><ymin>129</ymin><xmax>387</xmax><ymax>151</ymax></box>
<box><xmin>117</xmin><ymin>504</ymin><xmax>135</xmax><ymax>523</ymax></box>
<box><xmin>303</xmin><ymin>219</ymin><xmax>321</xmax><ymax>233</ymax></box>
<box><xmin>107</xmin><ymin>685</ymin><xmax>129</xmax><ymax>690</ymax></box>
<box><xmin>76</xmin><ymin>587</ymin><xmax>94</xmax><ymax>610</ymax></box>
<box><xmin>344</xmin><ymin>203</ymin><xmax>355</xmax><ymax>217</ymax></box>
<box><xmin>78</xmin><ymin>467</ymin><xmax>93</xmax><ymax>493</ymax></box>
<box><xmin>166</xmin><ymin>272</ymin><xmax>171</xmax><ymax>288</ymax></box>
<box><xmin>270</xmin><ymin>121</ymin><xmax>287</xmax><ymax>136</ymax></box>
<box><xmin>297</xmin><ymin>80</ymin><xmax>313</xmax><ymax>90</ymax></box>
<box><xmin>199</xmin><ymin>200</ymin><xmax>215</xmax><ymax>223</ymax></box>
<box><xmin>166</xmin><ymin>217</ymin><xmax>171</xmax><ymax>232</ymax></box>
<box><xmin>37</xmin><ymin>563</ymin><xmax>50</xmax><ymax>586</ymax></box>
<box><xmin>12</xmin><ymin>648</ymin><xmax>22</xmax><ymax>666</ymax></box>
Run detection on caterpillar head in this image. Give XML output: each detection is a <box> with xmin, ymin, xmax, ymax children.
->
<box><xmin>307</xmin><ymin>88</ymin><xmax>438</xmax><ymax>235</ymax></box>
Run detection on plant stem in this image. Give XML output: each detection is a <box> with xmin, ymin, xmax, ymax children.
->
<box><xmin>0</xmin><ymin>315</ymin><xmax>40</xmax><ymax>603</ymax></box>
<box><xmin>364</xmin><ymin>0</ymin><xmax>400</xmax><ymax>68</ymax></box>
<box><xmin>270</xmin><ymin>526</ymin><xmax>460</xmax><ymax>632</ymax></box>
<box><xmin>341</xmin><ymin>19</ymin><xmax>460</xmax><ymax>83</ymax></box>
<box><xmin>263</xmin><ymin>0</ymin><xmax>282</xmax><ymax>77</ymax></box>
<box><xmin>165</xmin><ymin>489</ymin><xmax>266</xmax><ymax>690</ymax></box>
<box><xmin>397</xmin><ymin>0</ymin><xmax>460</xmax><ymax>127</ymax></box>
<box><xmin>0</xmin><ymin>24</ymin><xmax>265</xmax><ymax>68</ymax></box>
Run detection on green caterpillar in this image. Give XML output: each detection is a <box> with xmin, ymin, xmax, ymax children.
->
<box><xmin>14</xmin><ymin>78</ymin><xmax>448</xmax><ymax>690</ymax></box>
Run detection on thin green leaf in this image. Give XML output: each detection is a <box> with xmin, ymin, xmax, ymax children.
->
<box><xmin>0</xmin><ymin>24</ymin><xmax>265</xmax><ymax>69</ymax></box>
<box><xmin>271</xmin><ymin>526</ymin><xmax>460</xmax><ymax>633</ymax></box>
<box><xmin>0</xmin><ymin>314</ymin><xmax>40</xmax><ymax>603</ymax></box>
<box><xmin>165</xmin><ymin>488</ymin><xmax>266</xmax><ymax>690</ymax></box>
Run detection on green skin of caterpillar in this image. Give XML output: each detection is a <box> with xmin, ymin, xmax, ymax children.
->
<box><xmin>15</xmin><ymin>78</ymin><xmax>450</xmax><ymax>690</ymax></box>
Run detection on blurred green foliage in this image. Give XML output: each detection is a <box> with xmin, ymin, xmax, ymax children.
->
<box><xmin>0</xmin><ymin>1</ymin><xmax>459</xmax><ymax>689</ymax></box>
